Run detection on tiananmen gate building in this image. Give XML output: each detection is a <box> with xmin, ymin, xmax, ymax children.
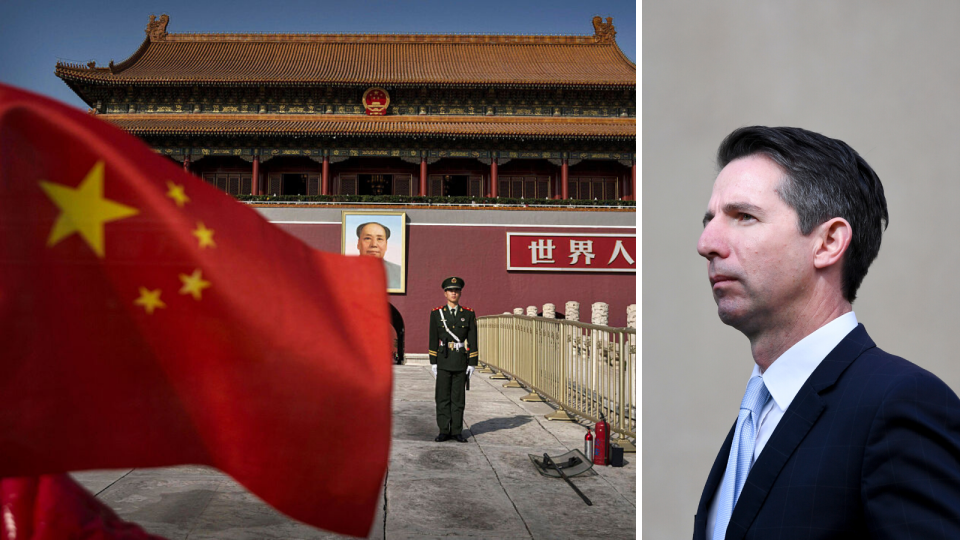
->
<box><xmin>56</xmin><ymin>14</ymin><xmax>636</xmax><ymax>361</ymax></box>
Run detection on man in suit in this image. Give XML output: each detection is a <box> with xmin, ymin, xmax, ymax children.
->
<box><xmin>428</xmin><ymin>277</ymin><xmax>478</xmax><ymax>443</ymax></box>
<box><xmin>356</xmin><ymin>221</ymin><xmax>401</xmax><ymax>290</ymax></box>
<box><xmin>694</xmin><ymin>126</ymin><xmax>960</xmax><ymax>539</ymax></box>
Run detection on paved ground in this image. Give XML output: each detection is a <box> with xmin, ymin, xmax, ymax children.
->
<box><xmin>72</xmin><ymin>364</ymin><xmax>636</xmax><ymax>539</ymax></box>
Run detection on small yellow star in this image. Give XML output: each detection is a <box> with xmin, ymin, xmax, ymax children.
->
<box><xmin>166</xmin><ymin>181</ymin><xmax>190</xmax><ymax>207</ymax></box>
<box><xmin>192</xmin><ymin>222</ymin><xmax>216</xmax><ymax>248</ymax></box>
<box><xmin>134</xmin><ymin>287</ymin><xmax>166</xmax><ymax>314</ymax></box>
<box><xmin>39</xmin><ymin>161</ymin><xmax>139</xmax><ymax>258</ymax></box>
<box><xmin>179</xmin><ymin>268</ymin><xmax>211</xmax><ymax>300</ymax></box>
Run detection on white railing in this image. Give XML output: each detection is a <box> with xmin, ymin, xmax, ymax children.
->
<box><xmin>478</xmin><ymin>315</ymin><xmax>637</xmax><ymax>441</ymax></box>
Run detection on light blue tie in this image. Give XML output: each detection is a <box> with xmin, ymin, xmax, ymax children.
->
<box><xmin>712</xmin><ymin>375</ymin><xmax>771</xmax><ymax>540</ymax></box>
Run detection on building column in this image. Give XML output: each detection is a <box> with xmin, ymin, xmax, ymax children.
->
<box><xmin>420</xmin><ymin>157</ymin><xmax>428</xmax><ymax>196</ymax></box>
<box><xmin>561</xmin><ymin>158</ymin><xmax>569</xmax><ymax>200</ymax></box>
<box><xmin>490</xmin><ymin>158</ymin><xmax>498</xmax><ymax>198</ymax></box>
<box><xmin>251</xmin><ymin>156</ymin><xmax>260</xmax><ymax>196</ymax></box>
<box><xmin>183</xmin><ymin>154</ymin><xmax>190</xmax><ymax>174</ymax></box>
<box><xmin>322</xmin><ymin>155</ymin><xmax>330</xmax><ymax>195</ymax></box>
<box><xmin>629</xmin><ymin>161</ymin><xmax>636</xmax><ymax>201</ymax></box>
<box><xmin>553</xmin><ymin>165</ymin><xmax>561</xmax><ymax>200</ymax></box>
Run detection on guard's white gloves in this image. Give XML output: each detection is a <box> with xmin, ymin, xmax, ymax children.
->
<box><xmin>466</xmin><ymin>366</ymin><xmax>475</xmax><ymax>377</ymax></box>
<box><xmin>431</xmin><ymin>364</ymin><xmax>438</xmax><ymax>377</ymax></box>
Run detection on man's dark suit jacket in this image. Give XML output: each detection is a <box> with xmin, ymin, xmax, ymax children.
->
<box><xmin>694</xmin><ymin>324</ymin><xmax>960</xmax><ymax>539</ymax></box>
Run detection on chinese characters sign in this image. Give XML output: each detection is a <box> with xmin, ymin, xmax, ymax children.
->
<box><xmin>507</xmin><ymin>233</ymin><xmax>636</xmax><ymax>272</ymax></box>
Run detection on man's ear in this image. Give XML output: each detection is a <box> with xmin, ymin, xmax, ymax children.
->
<box><xmin>813</xmin><ymin>217</ymin><xmax>852</xmax><ymax>269</ymax></box>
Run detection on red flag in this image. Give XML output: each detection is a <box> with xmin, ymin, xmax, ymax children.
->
<box><xmin>0</xmin><ymin>84</ymin><xmax>393</xmax><ymax>537</ymax></box>
<box><xmin>1</xmin><ymin>474</ymin><xmax>166</xmax><ymax>540</ymax></box>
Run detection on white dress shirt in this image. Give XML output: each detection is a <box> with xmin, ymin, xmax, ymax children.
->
<box><xmin>705</xmin><ymin>312</ymin><xmax>859</xmax><ymax>540</ymax></box>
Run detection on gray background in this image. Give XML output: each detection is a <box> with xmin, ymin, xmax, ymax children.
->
<box><xmin>643</xmin><ymin>2</ymin><xmax>960</xmax><ymax>537</ymax></box>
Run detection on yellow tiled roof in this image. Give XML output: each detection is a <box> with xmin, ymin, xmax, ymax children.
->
<box><xmin>56</xmin><ymin>19</ymin><xmax>635</xmax><ymax>87</ymax></box>
<box><xmin>103</xmin><ymin>114</ymin><xmax>636</xmax><ymax>139</ymax></box>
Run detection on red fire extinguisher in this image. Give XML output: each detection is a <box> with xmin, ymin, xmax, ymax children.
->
<box><xmin>593</xmin><ymin>413</ymin><xmax>610</xmax><ymax>466</ymax></box>
<box><xmin>584</xmin><ymin>427</ymin><xmax>594</xmax><ymax>460</ymax></box>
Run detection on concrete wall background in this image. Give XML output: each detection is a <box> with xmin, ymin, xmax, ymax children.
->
<box><xmin>644</xmin><ymin>2</ymin><xmax>960</xmax><ymax>537</ymax></box>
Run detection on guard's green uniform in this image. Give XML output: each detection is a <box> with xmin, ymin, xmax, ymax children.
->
<box><xmin>429</xmin><ymin>278</ymin><xmax>478</xmax><ymax>438</ymax></box>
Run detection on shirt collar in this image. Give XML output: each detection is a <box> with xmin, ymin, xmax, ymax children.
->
<box><xmin>752</xmin><ymin>311</ymin><xmax>858</xmax><ymax>412</ymax></box>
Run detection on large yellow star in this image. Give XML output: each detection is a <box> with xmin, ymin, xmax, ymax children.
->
<box><xmin>166</xmin><ymin>181</ymin><xmax>190</xmax><ymax>207</ymax></box>
<box><xmin>134</xmin><ymin>287</ymin><xmax>165</xmax><ymax>314</ymax></box>
<box><xmin>178</xmin><ymin>268</ymin><xmax>211</xmax><ymax>300</ymax></box>
<box><xmin>39</xmin><ymin>161</ymin><xmax>139</xmax><ymax>258</ymax></box>
<box><xmin>192</xmin><ymin>222</ymin><xmax>216</xmax><ymax>248</ymax></box>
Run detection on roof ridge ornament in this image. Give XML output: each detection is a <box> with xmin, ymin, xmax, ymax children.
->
<box><xmin>147</xmin><ymin>14</ymin><xmax>170</xmax><ymax>41</ymax></box>
<box><xmin>592</xmin><ymin>16</ymin><xmax>616</xmax><ymax>44</ymax></box>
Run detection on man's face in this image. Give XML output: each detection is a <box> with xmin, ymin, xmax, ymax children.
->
<box><xmin>697</xmin><ymin>154</ymin><xmax>818</xmax><ymax>336</ymax></box>
<box><xmin>444</xmin><ymin>289</ymin><xmax>461</xmax><ymax>305</ymax></box>
<box><xmin>357</xmin><ymin>223</ymin><xmax>388</xmax><ymax>259</ymax></box>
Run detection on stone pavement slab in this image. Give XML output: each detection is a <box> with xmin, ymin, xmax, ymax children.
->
<box><xmin>72</xmin><ymin>365</ymin><xmax>636</xmax><ymax>539</ymax></box>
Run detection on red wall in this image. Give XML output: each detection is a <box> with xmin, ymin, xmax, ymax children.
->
<box><xmin>277</xmin><ymin>223</ymin><xmax>636</xmax><ymax>355</ymax></box>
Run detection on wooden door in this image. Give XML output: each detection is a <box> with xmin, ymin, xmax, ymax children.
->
<box><xmin>266</xmin><ymin>174</ymin><xmax>282</xmax><ymax>196</ymax></box>
<box><xmin>469</xmin><ymin>175</ymin><xmax>483</xmax><ymax>197</ymax></box>
<box><xmin>603</xmin><ymin>178</ymin><xmax>618</xmax><ymax>200</ymax></box>
<box><xmin>339</xmin><ymin>174</ymin><xmax>358</xmax><ymax>195</ymax></box>
<box><xmin>393</xmin><ymin>174</ymin><xmax>412</xmax><ymax>196</ymax></box>
<box><xmin>428</xmin><ymin>174</ymin><xmax>444</xmax><ymax>196</ymax></box>
<box><xmin>227</xmin><ymin>175</ymin><xmax>240</xmax><ymax>196</ymax></box>
<box><xmin>307</xmin><ymin>174</ymin><xmax>321</xmax><ymax>196</ymax></box>
<box><xmin>537</xmin><ymin>177</ymin><xmax>550</xmax><ymax>198</ymax></box>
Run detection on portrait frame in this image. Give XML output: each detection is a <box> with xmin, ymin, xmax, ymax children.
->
<box><xmin>342</xmin><ymin>211</ymin><xmax>407</xmax><ymax>294</ymax></box>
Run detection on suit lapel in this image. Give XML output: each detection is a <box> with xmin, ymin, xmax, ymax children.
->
<box><xmin>722</xmin><ymin>325</ymin><xmax>875</xmax><ymax>540</ymax></box>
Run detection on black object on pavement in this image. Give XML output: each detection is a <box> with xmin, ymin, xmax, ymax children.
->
<box><xmin>542</xmin><ymin>452</ymin><xmax>592</xmax><ymax>506</ymax></box>
<box><xmin>611</xmin><ymin>445</ymin><xmax>625</xmax><ymax>467</ymax></box>
<box><xmin>529</xmin><ymin>449</ymin><xmax>595</xmax><ymax>478</ymax></box>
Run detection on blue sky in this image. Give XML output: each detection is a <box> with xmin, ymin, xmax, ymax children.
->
<box><xmin>0</xmin><ymin>0</ymin><xmax>636</xmax><ymax>110</ymax></box>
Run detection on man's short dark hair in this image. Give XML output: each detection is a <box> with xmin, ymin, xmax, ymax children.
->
<box><xmin>717</xmin><ymin>126</ymin><xmax>889</xmax><ymax>303</ymax></box>
<box><xmin>356</xmin><ymin>222</ymin><xmax>390</xmax><ymax>240</ymax></box>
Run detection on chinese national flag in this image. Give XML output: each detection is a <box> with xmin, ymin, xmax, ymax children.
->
<box><xmin>1</xmin><ymin>475</ymin><xmax>166</xmax><ymax>539</ymax></box>
<box><xmin>0</xmin><ymin>84</ymin><xmax>393</xmax><ymax>537</ymax></box>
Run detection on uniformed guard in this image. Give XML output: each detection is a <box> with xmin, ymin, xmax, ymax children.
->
<box><xmin>429</xmin><ymin>276</ymin><xmax>479</xmax><ymax>442</ymax></box>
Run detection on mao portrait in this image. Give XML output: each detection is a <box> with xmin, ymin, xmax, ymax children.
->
<box><xmin>341</xmin><ymin>211</ymin><xmax>407</xmax><ymax>293</ymax></box>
